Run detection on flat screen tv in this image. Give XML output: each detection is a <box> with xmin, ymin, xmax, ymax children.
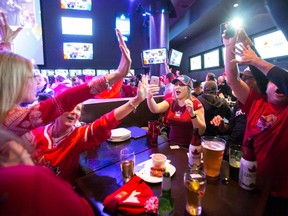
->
<box><xmin>55</xmin><ymin>69</ymin><xmax>69</xmax><ymax>77</ymax></box>
<box><xmin>142</xmin><ymin>48</ymin><xmax>167</xmax><ymax>65</ymax></box>
<box><xmin>82</xmin><ymin>69</ymin><xmax>95</xmax><ymax>76</ymax></box>
<box><xmin>96</xmin><ymin>69</ymin><xmax>109</xmax><ymax>76</ymax></box>
<box><xmin>61</xmin><ymin>17</ymin><xmax>92</xmax><ymax>35</ymax></box>
<box><xmin>189</xmin><ymin>55</ymin><xmax>202</xmax><ymax>71</ymax></box>
<box><xmin>61</xmin><ymin>0</ymin><xmax>92</xmax><ymax>11</ymax></box>
<box><xmin>168</xmin><ymin>49</ymin><xmax>183</xmax><ymax>67</ymax></box>
<box><xmin>222</xmin><ymin>44</ymin><xmax>242</xmax><ymax>65</ymax></box>
<box><xmin>115</xmin><ymin>13</ymin><xmax>130</xmax><ymax>42</ymax></box>
<box><xmin>69</xmin><ymin>69</ymin><xmax>82</xmax><ymax>77</ymax></box>
<box><xmin>63</xmin><ymin>42</ymin><xmax>93</xmax><ymax>60</ymax></box>
<box><xmin>0</xmin><ymin>0</ymin><xmax>44</xmax><ymax>65</ymax></box>
<box><xmin>203</xmin><ymin>48</ymin><xmax>220</xmax><ymax>69</ymax></box>
<box><xmin>253</xmin><ymin>30</ymin><xmax>288</xmax><ymax>60</ymax></box>
<box><xmin>41</xmin><ymin>69</ymin><xmax>55</xmax><ymax>76</ymax></box>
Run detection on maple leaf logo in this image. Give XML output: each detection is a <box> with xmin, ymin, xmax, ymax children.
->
<box><xmin>248</xmin><ymin>165</ymin><xmax>257</xmax><ymax>173</ymax></box>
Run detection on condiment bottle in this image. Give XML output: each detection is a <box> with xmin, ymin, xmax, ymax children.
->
<box><xmin>158</xmin><ymin>171</ymin><xmax>174</xmax><ymax>216</ymax></box>
<box><xmin>188</xmin><ymin>128</ymin><xmax>202</xmax><ymax>169</ymax></box>
<box><xmin>238</xmin><ymin>137</ymin><xmax>257</xmax><ymax>190</ymax></box>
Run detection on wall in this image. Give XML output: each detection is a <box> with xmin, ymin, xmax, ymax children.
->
<box><xmin>175</xmin><ymin>5</ymin><xmax>288</xmax><ymax>82</ymax></box>
<box><xmin>40</xmin><ymin>1</ymin><xmax>149</xmax><ymax>73</ymax></box>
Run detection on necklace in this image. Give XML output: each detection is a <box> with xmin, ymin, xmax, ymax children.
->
<box><xmin>50</xmin><ymin>124</ymin><xmax>74</xmax><ymax>148</ymax></box>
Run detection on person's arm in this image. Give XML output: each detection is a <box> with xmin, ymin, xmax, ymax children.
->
<box><xmin>0</xmin><ymin>12</ymin><xmax>22</xmax><ymax>51</ymax></box>
<box><xmin>223</xmin><ymin>28</ymin><xmax>250</xmax><ymax>105</ymax></box>
<box><xmin>105</xmin><ymin>29</ymin><xmax>131</xmax><ymax>85</ymax></box>
<box><xmin>185</xmin><ymin>99</ymin><xmax>206</xmax><ymax>135</ymax></box>
<box><xmin>146</xmin><ymin>83</ymin><xmax>169</xmax><ymax>114</ymax></box>
<box><xmin>114</xmin><ymin>75</ymin><xmax>148</xmax><ymax>120</ymax></box>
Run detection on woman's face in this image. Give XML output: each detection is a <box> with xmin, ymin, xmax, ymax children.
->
<box><xmin>57</xmin><ymin>104</ymin><xmax>83</xmax><ymax>127</ymax></box>
<box><xmin>22</xmin><ymin>72</ymin><xmax>37</xmax><ymax>103</ymax></box>
<box><xmin>173</xmin><ymin>81</ymin><xmax>189</xmax><ymax>99</ymax></box>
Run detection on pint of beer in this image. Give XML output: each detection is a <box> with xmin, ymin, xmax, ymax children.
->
<box><xmin>201</xmin><ymin>137</ymin><xmax>226</xmax><ymax>177</ymax></box>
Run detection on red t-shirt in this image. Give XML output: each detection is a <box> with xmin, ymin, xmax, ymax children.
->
<box><xmin>165</xmin><ymin>97</ymin><xmax>203</xmax><ymax>145</ymax></box>
<box><xmin>241</xmin><ymin>90</ymin><xmax>288</xmax><ymax>198</ymax></box>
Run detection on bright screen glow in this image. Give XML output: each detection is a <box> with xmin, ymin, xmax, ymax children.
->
<box><xmin>41</xmin><ymin>69</ymin><xmax>55</xmax><ymax>76</ymax></box>
<box><xmin>61</xmin><ymin>0</ymin><xmax>92</xmax><ymax>11</ymax></box>
<box><xmin>254</xmin><ymin>30</ymin><xmax>288</xmax><ymax>59</ymax></box>
<box><xmin>222</xmin><ymin>44</ymin><xmax>241</xmax><ymax>65</ymax></box>
<box><xmin>142</xmin><ymin>48</ymin><xmax>167</xmax><ymax>65</ymax></box>
<box><xmin>169</xmin><ymin>49</ymin><xmax>183</xmax><ymax>67</ymax></box>
<box><xmin>55</xmin><ymin>69</ymin><xmax>69</xmax><ymax>77</ymax></box>
<box><xmin>82</xmin><ymin>69</ymin><xmax>95</xmax><ymax>76</ymax></box>
<box><xmin>69</xmin><ymin>69</ymin><xmax>82</xmax><ymax>76</ymax></box>
<box><xmin>0</xmin><ymin>0</ymin><xmax>44</xmax><ymax>65</ymax></box>
<box><xmin>61</xmin><ymin>17</ymin><xmax>92</xmax><ymax>35</ymax></box>
<box><xmin>115</xmin><ymin>13</ymin><xmax>130</xmax><ymax>42</ymax></box>
<box><xmin>204</xmin><ymin>49</ymin><xmax>220</xmax><ymax>69</ymax></box>
<box><xmin>63</xmin><ymin>42</ymin><xmax>93</xmax><ymax>60</ymax></box>
<box><xmin>96</xmin><ymin>69</ymin><xmax>109</xmax><ymax>76</ymax></box>
<box><xmin>189</xmin><ymin>55</ymin><xmax>202</xmax><ymax>71</ymax></box>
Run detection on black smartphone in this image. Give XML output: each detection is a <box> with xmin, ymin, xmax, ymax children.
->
<box><xmin>220</xmin><ymin>22</ymin><xmax>236</xmax><ymax>42</ymax></box>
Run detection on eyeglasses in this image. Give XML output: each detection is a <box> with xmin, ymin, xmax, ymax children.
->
<box><xmin>240</xmin><ymin>74</ymin><xmax>254</xmax><ymax>81</ymax></box>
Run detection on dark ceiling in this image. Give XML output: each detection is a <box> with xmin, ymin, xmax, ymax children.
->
<box><xmin>168</xmin><ymin>0</ymin><xmax>271</xmax><ymax>47</ymax></box>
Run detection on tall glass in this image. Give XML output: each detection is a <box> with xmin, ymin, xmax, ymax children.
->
<box><xmin>201</xmin><ymin>136</ymin><xmax>226</xmax><ymax>177</ymax></box>
<box><xmin>184</xmin><ymin>169</ymin><xmax>206</xmax><ymax>215</ymax></box>
<box><xmin>120</xmin><ymin>148</ymin><xmax>135</xmax><ymax>183</ymax></box>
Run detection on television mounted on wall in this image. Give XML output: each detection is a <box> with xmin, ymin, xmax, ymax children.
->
<box><xmin>203</xmin><ymin>48</ymin><xmax>220</xmax><ymax>69</ymax></box>
<box><xmin>189</xmin><ymin>55</ymin><xmax>202</xmax><ymax>71</ymax></box>
<box><xmin>168</xmin><ymin>49</ymin><xmax>183</xmax><ymax>67</ymax></box>
<box><xmin>142</xmin><ymin>48</ymin><xmax>167</xmax><ymax>65</ymax></box>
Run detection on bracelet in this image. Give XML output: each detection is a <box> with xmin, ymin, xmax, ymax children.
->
<box><xmin>104</xmin><ymin>76</ymin><xmax>112</xmax><ymax>91</ymax></box>
<box><xmin>129</xmin><ymin>101</ymin><xmax>138</xmax><ymax>113</ymax></box>
<box><xmin>191</xmin><ymin>114</ymin><xmax>197</xmax><ymax>119</ymax></box>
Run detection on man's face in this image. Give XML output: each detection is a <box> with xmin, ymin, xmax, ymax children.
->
<box><xmin>266</xmin><ymin>81</ymin><xmax>288</xmax><ymax>106</ymax></box>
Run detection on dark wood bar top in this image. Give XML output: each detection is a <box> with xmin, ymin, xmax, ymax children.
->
<box><xmin>75</xmin><ymin>135</ymin><xmax>287</xmax><ymax>216</ymax></box>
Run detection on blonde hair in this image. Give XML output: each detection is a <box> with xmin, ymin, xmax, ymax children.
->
<box><xmin>0</xmin><ymin>51</ymin><xmax>33</xmax><ymax>122</ymax></box>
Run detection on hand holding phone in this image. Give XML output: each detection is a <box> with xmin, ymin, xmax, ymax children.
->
<box><xmin>150</xmin><ymin>76</ymin><xmax>159</xmax><ymax>86</ymax></box>
<box><xmin>220</xmin><ymin>22</ymin><xmax>236</xmax><ymax>42</ymax></box>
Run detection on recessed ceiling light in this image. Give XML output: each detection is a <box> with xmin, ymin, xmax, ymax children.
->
<box><xmin>184</xmin><ymin>36</ymin><xmax>187</xmax><ymax>39</ymax></box>
<box><xmin>233</xmin><ymin>3</ymin><xmax>239</xmax><ymax>7</ymax></box>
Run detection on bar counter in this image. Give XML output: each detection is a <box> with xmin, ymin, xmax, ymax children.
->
<box><xmin>75</xmin><ymin>134</ymin><xmax>287</xmax><ymax>216</ymax></box>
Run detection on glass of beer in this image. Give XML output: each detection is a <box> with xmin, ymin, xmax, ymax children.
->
<box><xmin>184</xmin><ymin>169</ymin><xmax>207</xmax><ymax>215</ymax></box>
<box><xmin>120</xmin><ymin>148</ymin><xmax>135</xmax><ymax>183</ymax></box>
<box><xmin>201</xmin><ymin>136</ymin><xmax>226</xmax><ymax>177</ymax></box>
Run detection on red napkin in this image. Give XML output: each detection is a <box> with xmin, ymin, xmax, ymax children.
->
<box><xmin>103</xmin><ymin>175</ymin><xmax>156</xmax><ymax>215</ymax></box>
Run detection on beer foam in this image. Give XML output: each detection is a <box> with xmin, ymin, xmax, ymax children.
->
<box><xmin>202</xmin><ymin>141</ymin><xmax>225</xmax><ymax>151</ymax></box>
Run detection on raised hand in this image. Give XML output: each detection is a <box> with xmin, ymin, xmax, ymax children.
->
<box><xmin>184</xmin><ymin>99</ymin><xmax>195</xmax><ymax>116</ymax></box>
<box><xmin>0</xmin><ymin>12</ymin><xmax>22</xmax><ymax>44</ymax></box>
<box><xmin>136</xmin><ymin>74</ymin><xmax>148</xmax><ymax>102</ymax></box>
<box><xmin>231</xmin><ymin>44</ymin><xmax>258</xmax><ymax>65</ymax></box>
<box><xmin>116</xmin><ymin>28</ymin><xmax>131</xmax><ymax>78</ymax></box>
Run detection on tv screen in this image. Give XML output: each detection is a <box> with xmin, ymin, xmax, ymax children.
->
<box><xmin>115</xmin><ymin>13</ymin><xmax>130</xmax><ymax>42</ymax></box>
<box><xmin>55</xmin><ymin>69</ymin><xmax>69</xmax><ymax>77</ymax></box>
<box><xmin>63</xmin><ymin>42</ymin><xmax>93</xmax><ymax>60</ymax></box>
<box><xmin>142</xmin><ymin>48</ymin><xmax>167</xmax><ymax>65</ymax></box>
<box><xmin>253</xmin><ymin>30</ymin><xmax>288</xmax><ymax>59</ymax></box>
<box><xmin>82</xmin><ymin>69</ymin><xmax>95</xmax><ymax>76</ymax></box>
<box><xmin>222</xmin><ymin>44</ymin><xmax>241</xmax><ymax>65</ymax></box>
<box><xmin>0</xmin><ymin>0</ymin><xmax>44</xmax><ymax>65</ymax></box>
<box><xmin>189</xmin><ymin>55</ymin><xmax>202</xmax><ymax>71</ymax></box>
<box><xmin>168</xmin><ymin>49</ymin><xmax>183</xmax><ymax>67</ymax></box>
<box><xmin>203</xmin><ymin>49</ymin><xmax>220</xmax><ymax>69</ymax></box>
<box><xmin>61</xmin><ymin>17</ymin><xmax>92</xmax><ymax>35</ymax></box>
<box><xmin>96</xmin><ymin>69</ymin><xmax>109</xmax><ymax>76</ymax></box>
<box><xmin>69</xmin><ymin>69</ymin><xmax>82</xmax><ymax>77</ymax></box>
<box><xmin>41</xmin><ymin>69</ymin><xmax>55</xmax><ymax>76</ymax></box>
<box><xmin>61</xmin><ymin>0</ymin><xmax>92</xmax><ymax>11</ymax></box>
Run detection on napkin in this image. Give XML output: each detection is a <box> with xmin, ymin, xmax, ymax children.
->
<box><xmin>103</xmin><ymin>175</ymin><xmax>157</xmax><ymax>215</ymax></box>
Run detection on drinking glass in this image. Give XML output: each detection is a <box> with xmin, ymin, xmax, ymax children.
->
<box><xmin>146</xmin><ymin>120</ymin><xmax>160</xmax><ymax>145</ymax></box>
<box><xmin>184</xmin><ymin>169</ymin><xmax>207</xmax><ymax>215</ymax></box>
<box><xmin>120</xmin><ymin>148</ymin><xmax>135</xmax><ymax>183</ymax></box>
<box><xmin>201</xmin><ymin>136</ymin><xmax>226</xmax><ymax>177</ymax></box>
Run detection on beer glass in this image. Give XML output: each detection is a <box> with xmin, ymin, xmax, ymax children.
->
<box><xmin>184</xmin><ymin>169</ymin><xmax>206</xmax><ymax>215</ymax></box>
<box><xmin>201</xmin><ymin>136</ymin><xmax>226</xmax><ymax>177</ymax></box>
<box><xmin>120</xmin><ymin>148</ymin><xmax>135</xmax><ymax>183</ymax></box>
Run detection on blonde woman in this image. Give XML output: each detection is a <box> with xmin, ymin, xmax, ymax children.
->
<box><xmin>147</xmin><ymin>75</ymin><xmax>206</xmax><ymax>146</ymax></box>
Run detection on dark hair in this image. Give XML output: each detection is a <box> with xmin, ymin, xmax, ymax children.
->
<box><xmin>206</xmin><ymin>73</ymin><xmax>216</xmax><ymax>81</ymax></box>
<box><xmin>193</xmin><ymin>81</ymin><xmax>201</xmax><ymax>88</ymax></box>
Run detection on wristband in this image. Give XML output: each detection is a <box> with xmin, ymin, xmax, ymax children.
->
<box><xmin>129</xmin><ymin>101</ymin><xmax>138</xmax><ymax>113</ymax></box>
<box><xmin>191</xmin><ymin>114</ymin><xmax>197</xmax><ymax>119</ymax></box>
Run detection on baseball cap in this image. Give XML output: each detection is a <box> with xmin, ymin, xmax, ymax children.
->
<box><xmin>204</xmin><ymin>81</ymin><xmax>218</xmax><ymax>94</ymax></box>
<box><xmin>171</xmin><ymin>75</ymin><xmax>193</xmax><ymax>89</ymax></box>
